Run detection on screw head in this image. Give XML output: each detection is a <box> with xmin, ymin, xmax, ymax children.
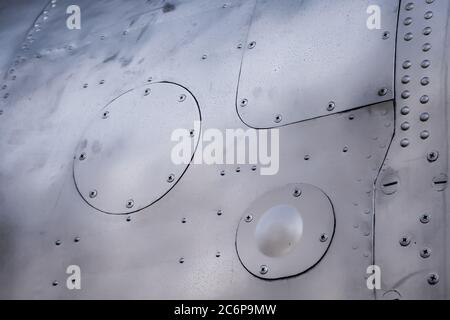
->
<box><xmin>178</xmin><ymin>94</ymin><xmax>186</xmax><ymax>102</ymax></box>
<box><xmin>102</xmin><ymin>111</ymin><xmax>109</xmax><ymax>119</ymax></box>
<box><xmin>327</xmin><ymin>101</ymin><xmax>335</xmax><ymax>111</ymax></box>
<box><xmin>427</xmin><ymin>151</ymin><xmax>439</xmax><ymax>162</ymax></box>
<box><xmin>420</xmin><ymin>214</ymin><xmax>430</xmax><ymax>224</ymax></box>
<box><xmin>293</xmin><ymin>188</ymin><xmax>302</xmax><ymax>197</ymax></box>
<box><xmin>274</xmin><ymin>114</ymin><xmax>282</xmax><ymax>123</ymax></box>
<box><xmin>320</xmin><ymin>233</ymin><xmax>328</xmax><ymax>242</ymax></box>
<box><xmin>259</xmin><ymin>265</ymin><xmax>268</xmax><ymax>275</ymax></box>
<box><xmin>399</xmin><ymin>236</ymin><xmax>411</xmax><ymax>247</ymax></box>
<box><xmin>126</xmin><ymin>199</ymin><xmax>134</xmax><ymax>209</ymax></box>
<box><xmin>89</xmin><ymin>190</ymin><xmax>97</xmax><ymax>198</ymax></box>
<box><xmin>420</xmin><ymin>248</ymin><xmax>431</xmax><ymax>258</ymax></box>
<box><xmin>428</xmin><ymin>273</ymin><xmax>439</xmax><ymax>285</ymax></box>
<box><xmin>240</xmin><ymin>98</ymin><xmax>248</xmax><ymax>107</ymax></box>
<box><xmin>244</xmin><ymin>214</ymin><xmax>253</xmax><ymax>223</ymax></box>
<box><xmin>167</xmin><ymin>174</ymin><xmax>175</xmax><ymax>183</ymax></box>
<box><xmin>79</xmin><ymin>153</ymin><xmax>87</xmax><ymax>161</ymax></box>
<box><xmin>248</xmin><ymin>41</ymin><xmax>256</xmax><ymax>49</ymax></box>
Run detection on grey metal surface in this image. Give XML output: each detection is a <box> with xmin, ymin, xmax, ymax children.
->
<box><xmin>374</xmin><ymin>0</ymin><xmax>450</xmax><ymax>300</ymax></box>
<box><xmin>0</xmin><ymin>0</ymin><xmax>448</xmax><ymax>300</ymax></box>
<box><xmin>236</xmin><ymin>0</ymin><xmax>398</xmax><ymax>128</ymax></box>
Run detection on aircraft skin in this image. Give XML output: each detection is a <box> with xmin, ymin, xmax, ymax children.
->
<box><xmin>0</xmin><ymin>0</ymin><xmax>449</xmax><ymax>300</ymax></box>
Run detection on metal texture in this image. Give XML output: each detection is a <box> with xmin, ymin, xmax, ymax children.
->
<box><xmin>0</xmin><ymin>0</ymin><xmax>449</xmax><ymax>300</ymax></box>
<box><xmin>73</xmin><ymin>82</ymin><xmax>201</xmax><ymax>214</ymax></box>
<box><xmin>374</xmin><ymin>0</ymin><xmax>450</xmax><ymax>300</ymax></box>
<box><xmin>236</xmin><ymin>183</ymin><xmax>335</xmax><ymax>280</ymax></box>
<box><xmin>236</xmin><ymin>0</ymin><xmax>398</xmax><ymax>128</ymax></box>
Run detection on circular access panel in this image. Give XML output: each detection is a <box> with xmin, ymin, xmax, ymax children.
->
<box><xmin>73</xmin><ymin>82</ymin><xmax>201</xmax><ymax>214</ymax></box>
<box><xmin>236</xmin><ymin>183</ymin><xmax>335</xmax><ymax>280</ymax></box>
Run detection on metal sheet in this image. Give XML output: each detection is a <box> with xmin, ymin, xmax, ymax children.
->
<box><xmin>236</xmin><ymin>0</ymin><xmax>398</xmax><ymax>128</ymax></box>
<box><xmin>73</xmin><ymin>82</ymin><xmax>201</xmax><ymax>214</ymax></box>
<box><xmin>374</xmin><ymin>0</ymin><xmax>450</xmax><ymax>300</ymax></box>
<box><xmin>236</xmin><ymin>183</ymin><xmax>334</xmax><ymax>280</ymax></box>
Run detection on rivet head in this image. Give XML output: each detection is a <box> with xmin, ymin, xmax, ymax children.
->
<box><xmin>52</xmin><ymin>281</ymin><xmax>58</xmax><ymax>286</ymax></box>
<box><xmin>274</xmin><ymin>114</ymin><xmax>282</xmax><ymax>123</ymax></box>
<box><xmin>320</xmin><ymin>233</ymin><xmax>328</xmax><ymax>242</ymax></box>
<box><xmin>217</xmin><ymin>210</ymin><xmax>223</xmax><ymax>216</ymax></box>
<box><xmin>293</xmin><ymin>188</ymin><xmax>302</xmax><ymax>197</ymax></box>
<box><xmin>74</xmin><ymin>237</ymin><xmax>80</xmax><ymax>243</ymax></box>
<box><xmin>427</xmin><ymin>151</ymin><xmax>439</xmax><ymax>162</ymax></box>
<box><xmin>421</xmin><ymin>60</ymin><xmax>431</xmax><ymax>68</ymax></box>
<box><xmin>79</xmin><ymin>153</ymin><xmax>87</xmax><ymax>160</ymax></box>
<box><xmin>420</xmin><ymin>95</ymin><xmax>429</xmax><ymax>104</ymax></box>
<box><xmin>382</xmin><ymin>31</ymin><xmax>390</xmax><ymax>39</ymax></box>
<box><xmin>179</xmin><ymin>258</ymin><xmax>185</xmax><ymax>264</ymax></box>
<box><xmin>126</xmin><ymin>216</ymin><xmax>131</xmax><ymax>222</ymax></box>
<box><xmin>399</xmin><ymin>236</ymin><xmax>411</xmax><ymax>247</ymax></box>
<box><xmin>400</xmin><ymin>122</ymin><xmax>410</xmax><ymax>131</ymax></box>
<box><xmin>259</xmin><ymin>265</ymin><xmax>268</xmax><ymax>275</ymax></box>
<box><xmin>144</xmin><ymin>88</ymin><xmax>151</xmax><ymax>96</ymax></box>
<box><xmin>378</xmin><ymin>88</ymin><xmax>388</xmax><ymax>96</ymax></box>
<box><xmin>400</xmin><ymin>138</ymin><xmax>410</xmax><ymax>148</ymax></box>
<box><xmin>327</xmin><ymin>101</ymin><xmax>335</xmax><ymax>111</ymax></box>
<box><xmin>216</xmin><ymin>251</ymin><xmax>221</xmax><ymax>258</ymax></box>
<box><xmin>240</xmin><ymin>98</ymin><xmax>248</xmax><ymax>107</ymax></box>
<box><xmin>404</xmin><ymin>17</ymin><xmax>413</xmax><ymax>25</ymax></box>
<box><xmin>178</xmin><ymin>94</ymin><xmax>186</xmax><ymax>102</ymax></box>
<box><xmin>420</xmin><ymin>248</ymin><xmax>431</xmax><ymax>259</ymax></box>
<box><xmin>401</xmin><ymin>75</ymin><xmax>411</xmax><ymax>84</ymax></box>
<box><xmin>428</xmin><ymin>273</ymin><xmax>439</xmax><ymax>285</ymax></box>
<box><xmin>405</xmin><ymin>2</ymin><xmax>414</xmax><ymax>11</ymax></box>
<box><xmin>244</xmin><ymin>214</ymin><xmax>253</xmax><ymax>223</ymax></box>
<box><xmin>400</xmin><ymin>106</ymin><xmax>410</xmax><ymax>115</ymax></box>
<box><xmin>424</xmin><ymin>11</ymin><xmax>433</xmax><ymax>20</ymax></box>
<box><xmin>423</xmin><ymin>27</ymin><xmax>432</xmax><ymax>35</ymax></box>
<box><xmin>404</xmin><ymin>32</ymin><xmax>413</xmax><ymax>41</ymax></box>
<box><xmin>420</xmin><ymin>214</ymin><xmax>430</xmax><ymax>224</ymax></box>
<box><xmin>401</xmin><ymin>90</ymin><xmax>410</xmax><ymax>99</ymax></box>
<box><xmin>421</xmin><ymin>77</ymin><xmax>430</xmax><ymax>86</ymax></box>
<box><xmin>402</xmin><ymin>60</ymin><xmax>412</xmax><ymax>69</ymax></box>
<box><xmin>167</xmin><ymin>174</ymin><xmax>175</xmax><ymax>183</ymax></box>
<box><xmin>420</xmin><ymin>112</ymin><xmax>430</xmax><ymax>122</ymax></box>
<box><xmin>89</xmin><ymin>190</ymin><xmax>97</xmax><ymax>198</ymax></box>
<box><xmin>420</xmin><ymin>130</ymin><xmax>430</xmax><ymax>140</ymax></box>
<box><xmin>102</xmin><ymin>111</ymin><xmax>110</xmax><ymax>119</ymax></box>
<box><xmin>83</xmin><ymin>83</ymin><xmax>88</xmax><ymax>88</ymax></box>
<box><xmin>126</xmin><ymin>199</ymin><xmax>134</xmax><ymax>209</ymax></box>
<box><xmin>55</xmin><ymin>240</ymin><xmax>61</xmax><ymax>246</ymax></box>
<box><xmin>248</xmin><ymin>41</ymin><xmax>256</xmax><ymax>49</ymax></box>
<box><xmin>422</xmin><ymin>43</ymin><xmax>432</xmax><ymax>52</ymax></box>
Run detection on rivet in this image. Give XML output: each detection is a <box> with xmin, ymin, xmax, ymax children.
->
<box><xmin>79</xmin><ymin>153</ymin><xmax>87</xmax><ymax>160</ymax></box>
<box><xmin>220</xmin><ymin>170</ymin><xmax>225</xmax><ymax>176</ymax></box>
<box><xmin>216</xmin><ymin>251</ymin><xmax>221</xmax><ymax>258</ymax></box>
<box><xmin>400</xmin><ymin>122</ymin><xmax>410</xmax><ymax>131</ymax></box>
<box><xmin>420</xmin><ymin>130</ymin><xmax>430</xmax><ymax>140</ymax></box>
<box><xmin>293</xmin><ymin>189</ymin><xmax>302</xmax><ymax>197</ymax></box>
<box><xmin>217</xmin><ymin>210</ymin><xmax>223</xmax><ymax>216</ymax></box>
<box><xmin>240</xmin><ymin>98</ymin><xmax>248</xmax><ymax>107</ymax></box>
<box><xmin>422</xmin><ymin>43</ymin><xmax>432</xmax><ymax>52</ymax></box>
<box><xmin>237</xmin><ymin>43</ymin><xmax>243</xmax><ymax>49</ymax></box>
<box><xmin>52</xmin><ymin>281</ymin><xmax>58</xmax><ymax>286</ymax></box>
<box><xmin>251</xmin><ymin>165</ymin><xmax>257</xmax><ymax>171</ymax></box>
<box><xmin>404</xmin><ymin>17</ymin><xmax>413</xmax><ymax>25</ymax></box>
<box><xmin>428</xmin><ymin>273</ymin><xmax>439</xmax><ymax>285</ymax></box>
<box><xmin>179</xmin><ymin>258</ymin><xmax>185</xmax><ymax>264</ymax></box>
<box><xmin>424</xmin><ymin>11</ymin><xmax>433</xmax><ymax>20</ymax></box>
<box><xmin>126</xmin><ymin>199</ymin><xmax>134</xmax><ymax>209</ymax></box>
<box><xmin>178</xmin><ymin>94</ymin><xmax>186</xmax><ymax>102</ymax></box>
<box><xmin>421</xmin><ymin>77</ymin><xmax>430</xmax><ymax>86</ymax></box>
<box><xmin>348</xmin><ymin>114</ymin><xmax>355</xmax><ymax>120</ymax></box>
<box><xmin>304</xmin><ymin>155</ymin><xmax>310</xmax><ymax>161</ymax></box>
<box><xmin>327</xmin><ymin>101</ymin><xmax>335</xmax><ymax>111</ymax></box>
<box><xmin>274</xmin><ymin>114</ymin><xmax>282</xmax><ymax>123</ymax></box>
<box><xmin>382</xmin><ymin>31</ymin><xmax>390</xmax><ymax>40</ymax></box>
<box><xmin>423</xmin><ymin>27</ymin><xmax>432</xmax><ymax>35</ymax></box>
<box><xmin>181</xmin><ymin>217</ymin><xmax>186</xmax><ymax>224</ymax></box>
<box><xmin>420</xmin><ymin>248</ymin><xmax>431</xmax><ymax>258</ymax></box>
<box><xmin>74</xmin><ymin>237</ymin><xmax>80</xmax><ymax>243</ymax></box>
<box><xmin>404</xmin><ymin>32</ymin><xmax>413</xmax><ymax>41</ymax></box>
<box><xmin>401</xmin><ymin>106</ymin><xmax>410</xmax><ymax>115</ymax></box>
<box><xmin>320</xmin><ymin>233</ymin><xmax>328</xmax><ymax>242</ymax></box>
<box><xmin>427</xmin><ymin>150</ymin><xmax>439</xmax><ymax>162</ymax></box>
<box><xmin>189</xmin><ymin>129</ymin><xmax>195</xmax><ymax>137</ymax></box>
<box><xmin>401</xmin><ymin>90</ymin><xmax>410</xmax><ymax>99</ymax></box>
<box><xmin>420</xmin><ymin>214</ymin><xmax>430</xmax><ymax>224</ymax></box>
<box><xmin>426</xmin><ymin>0</ymin><xmax>434</xmax><ymax>3</ymax></box>
<box><xmin>83</xmin><ymin>83</ymin><xmax>88</xmax><ymax>88</ymax></box>
<box><xmin>343</xmin><ymin>146</ymin><xmax>349</xmax><ymax>153</ymax></box>
<box><xmin>126</xmin><ymin>216</ymin><xmax>131</xmax><ymax>222</ymax></box>
<box><xmin>420</xmin><ymin>95</ymin><xmax>429</xmax><ymax>104</ymax></box>
<box><xmin>402</xmin><ymin>60</ymin><xmax>412</xmax><ymax>69</ymax></box>
<box><xmin>235</xmin><ymin>167</ymin><xmax>241</xmax><ymax>173</ymax></box>
<box><xmin>420</xmin><ymin>112</ymin><xmax>430</xmax><ymax>122</ymax></box>
<box><xmin>99</xmin><ymin>80</ymin><xmax>105</xmax><ymax>85</ymax></box>
<box><xmin>378</xmin><ymin>88</ymin><xmax>388</xmax><ymax>96</ymax></box>
<box><xmin>55</xmin><ymin>240</ymin><xmax>61</xmax><ymax>246</ymax></box>
<box><xmin>405</xmin><ymin>2</ymin><xmax>414</xmax><ymax>11</ymax></box>
<box><xmin>248</xmin><ymin>41</ymin><xmax>256</xmax><ymax>49</ymax></box>
<box><xmin>244</xmin><ymin>214</ymin><xmax>253</xmax><ymax>222</ymax></box>
<box><xmin>259</xmin><ymin>265</ymin><xmax>268</xmax><ymax>275</ymax></box>
<box><xmin>399</xmin><ymin>236</ymin><xmax>411</xmax><ymax>247</ymax></box>
<box><xmin>89</xmin><ymin>190</ymin><xmax>97</xmax><ymax>198</ymax></box>
<box><xmin>144</xmin><ymin>88</ymin><xmax>151</xmax><ymax>96</ymax></box>
<box><xmin>400</xmin><ymin>138</ymin><xmax>410</xmax><ymax>148</ymax></box>
<box><xmin>421</xmin><ymin>60</ymin><xmax>431</xmax><ymax>68</ymax></box>
<box><xmin>201</xmin><ymin>54</ymin><xmax>207</xmax><ymax>60</ymax></box>
<box><xmin>167</xmin><ymin>174</ymin><xmax>175</xmax><ymax>183</ymax></box>
<box><xmin>401</xmin><ymin>75</ymin><xmax>411</xmax><ymax>84</ymax></box>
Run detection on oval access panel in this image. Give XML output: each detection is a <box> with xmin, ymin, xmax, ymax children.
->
<box><xmin>73</xmin><ymin>82</ymin><xmax>201</xmax><ymax>214</ymax></box>
<box><xmin>236</xmin><ymin>183</ymin><xmax>335</xmax><ymax>280</ymax></box>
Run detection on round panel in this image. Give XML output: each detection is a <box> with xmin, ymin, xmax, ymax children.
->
<box><xmin>236</xmin><ymin>183</ymin><xmax>335</xmax><ymax>280</ymax></box>
<box><xmin>73</xmin><ymin>82</ymin><xmax>201</xmax><ymax>214</ymax></box>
